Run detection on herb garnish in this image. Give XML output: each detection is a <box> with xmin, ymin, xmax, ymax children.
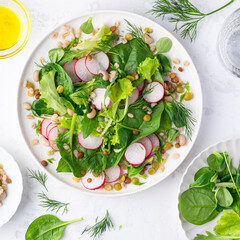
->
<box><xmin>28</xmin><ymin>169</ymin><xmax>48</xmax><ymax>191</ymax></box>
<box><xmin>37</xmin><ymin>192</ymin><xmax>69</xmax><ymax>215</ymax></box>
<box><xmin>82</xmin><ymin>210</ymin><xmax>114</xmax><ymax>238</ymax></box>
<box><xmin>151</xmin><ymin>0</ymin><xmax>235</xmax><ymax>41</ymax></box>
<box><xmin>46</xmin><ymin>158</ymin><xmax>55</xmax><ymax>164</ymax></box>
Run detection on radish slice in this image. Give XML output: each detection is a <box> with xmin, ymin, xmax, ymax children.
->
<box><xmin>75</xmin><ymin>57</ymin><xmax>94</xmax><ymax>82</ymax></box>
<box><xmin>104</xmin><ymin>165</ymin><xmax>121</xmax><ymax>183</ymax></box>
<box><xmin>48</xmin><ymin>127</ymin><xmax>68</xmax><ymax>151</ymax></box>
<box><xmin>78</xmin><ymin>132</ymin><xmax>103</xmax><ymax>150</ymax></box>
<box><xmin>125</xmin><ymin>142</ymin><xmax>146</xmax><ymax>166</ymax></box>
<box><xmin>40</xmin><ymin>119</ymin><xmax>51</xmax><ymax>138</ymax></box>
<box><xmin>85</xmin><ymin>51</ymin><xmax>110</xmax><ymax>75</ymax></box>
<box><xmin>143</xmin><ymin>81</ymin><xmax>164</xmax><ymax>103</ymax></box>
<box><xmin>81</xmin><ymin>171</ymin><xmax>105</xmax><ymax>190</ymax></box>
<box><xmin>128</xmin><ymin>88</ymin><xmax>139</xmax><ymax>105</ymax></box>
<box><xmin>63</xmin><ymin>60</ymin><xmax>80</xmax><ymax>83</ymax></box>
<box><xmin>137</xmin><ymin>137</ymin><xmax>153</xmax><ymax>158</ymax></box>
<box><xmin>137</xmin><ymin>81</ymin><xmax>144</xmax><ymax>91</ymax></box>
<box><xmin>46</xmin><ymin>123</ymin><xmax>57</xmax><ymax>138</ymax></box>
<box><xmin>91</xmin><ymin>88</ymin><xmax>111</xmax><ymax>110</ymax></box>
<box><xmin>148</xmin><ymin>133</ymin><xmax>160</xmax><ymax>156</ymax></box>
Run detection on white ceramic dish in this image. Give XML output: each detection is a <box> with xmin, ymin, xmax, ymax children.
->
<box><xmin>17</xmin><ymin>10</ymin><xmax>202</xmax><ymax>196</ymax></box>
<box><xmin>0</xmin><ymin>147</ymin><xmax>23</xmax><ymax>227</ymax></box>
<box><xmin>178</xmin><ymin>139</ymin><xmax>240</xmax><ymax>239</ymax></box>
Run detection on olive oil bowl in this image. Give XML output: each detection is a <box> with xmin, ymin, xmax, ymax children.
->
<box><xmin>0</xmin><ymin>0</ymin><xmax>31</xmax><ymax>59</ymax></box>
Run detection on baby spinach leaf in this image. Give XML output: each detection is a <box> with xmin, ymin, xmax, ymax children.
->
<box><xmin>108</xmin><ymin>38</ymin><xmax>153</xmax><ymax>75</ymax></box>
<box><xmin>25</xmin><ymin>214</ymin><xmax>83</xmax><ymax>240</ymax></box>
<box><xmin>194</xmin><ymin>167</ymin><xmax>212</xmax><ymax>181</ymax></box>
<box><xmin>167</xmin><ymin>128</ymin><xmax>179</xmax><ymax>142</ymax></box>
<box><xmin>39</xmin><ymin>63</ymin><xmax>74</xmax><ymax>98</ymax></box>
<box><xmin>235</xmin><ymin>160</ymin><xmax>240</xmax><ymax>187</ymax></box>
<box><xmin>155</xmin><ymin>37</ymin><xmax>172</xmax><ymax>54</ymax></box>
<box><xmin>179</xmin><ymin>188</ymin><xmax>218</xmax><ymax>225</ymax></box>
<box><xmin>190</xmin><ymin>170</ymin><xmax>217</xmax><ymax>190</ymax></box>
<box><xmin>158</xmin><ymin>110</ymin><xmax>172</xmax><ymax>132</ymax></box>
<box><xmin>156</xmin><ymin>54</ymin><xmax>171</xmax><ymax>75</ymax></box>
<box><xmin>48</xmin><ymin>48</ymin><xmax>65</xmax><ymax>63</ymax></box>
<box><xmin>56</xmin><ymin>158</ymin><xmax>71</xmax><ymax>173</ymax></box>
<box><xmin>80</xmin><ymin>17</ymin><xmax>94</xmax><ymax>34</ymax></box>
<box><xmin>207</xmin><ymin>152</ymin><xmax>225</xmax><ymax>172</ymax></box>
<box><xmin>81</xmin><ymin>114</ymin><xmax>98</xmax><ymax>139</ymax></box>
<box><xmin>31</xmin><ymin>99</ymin><xmax>54</xmax><ymax>117</ymax></box>
<box><xmin>216</xmin><ymin>187</ymin><xmax>233</xmax><ymax>207</ymax></box>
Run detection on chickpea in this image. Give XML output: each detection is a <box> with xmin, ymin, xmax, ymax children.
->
<box><xmin>184</xmin><ymin>92</ymin><xmax>193</xmax><ymax>101</ymax></box>
<box><xmin>148</xmin><ymin>167</ymin><xmax>155</xmax><ymax>175</ymax></box>
<box><xmin>125</xmin><ymin>33</ymin><xmax>133</xmax><ymax>41</ymax></box>
<box><xmin>163</xmin><ymin>142</ymin><xmax>172</xmax><ymax>151</ymax></box>
<box><xmin>132</xmin><ymin>177</ymin><xmax>139</xmax><ymax>184</ymax></box>
<box><xmin>143</xmin><ymin>114</ymin><xmax>151</xmax><ymax>122</ymax></box>
<box><xmin>176</xmin><ymin>86</ymin><xmax>183</xmax><ymax>93</ymax></box>
<box><xmin>114</xmin><ymin>183</ymin><xmax>122</xmax><ymax>191</ymax></box>
<box><xmin>104</xmin><ymin>183</ymin><xmax>112</xmax><ymax>191</ymax></box>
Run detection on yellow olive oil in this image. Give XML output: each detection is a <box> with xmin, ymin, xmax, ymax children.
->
<box><xmin>0</xmin><ymin>6</ymin><xmax>21</xmax><ymax>50</ymax></box>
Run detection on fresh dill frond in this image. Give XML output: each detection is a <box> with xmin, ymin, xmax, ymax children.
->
<box><xmin>125</xmin><ymin>19</ymin><xmax>144</xmax><ymax>41</ymax></box>
<box><xmin>170</xmin><ymin>98</ymin><xmax>196</xmax><ymax>140</ymax></box>
<box><xmin>82</xmin><ymin>210</ymin><xmax>114</xmax><ymax>239</ymax></box>
<box><xmin>151</xmin><ymin>0</ymin><xmax>234</xmax><ymax>41</ymax></box>
<box><xmin>28</xmin><ymin>169</ymin><xmax>48</xmax><ymax>191</ymax></box>
<box><xmin>37</xmin><ymin>192</ymin><xmax>69</xmax><ymax>215</ymax></box>
<box><xmin>94</xmin><ymin>33</ymin><xmax>120</xmax><ymax>52</ymax></box>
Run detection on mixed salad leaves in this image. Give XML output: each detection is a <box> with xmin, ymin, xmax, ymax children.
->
<box><xmin>180</xmin><ymin>151</ymin><xmax>240</xmax><ymax>239</ymax></box>
<box><xmin>28</xmin><ymin>17</ymin><xmax>195</xmax><ymax>191</ymax></box>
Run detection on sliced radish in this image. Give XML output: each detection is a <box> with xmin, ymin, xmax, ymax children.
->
<box><xmin>63</xmin><ymin>60</ymin><xmax>80</xmax><ymax>83</ymax></box>
<box><xmin>46</xmin><ymin>123</ymin><xmax>57</xmax><ymax>138</ymax></box>
<box><xmin>137</xmin><ymin>81</ymin><xmax>144</xmax><ymax>91</ymax></box>
<box><xmin>148</xmin><ymin>133</ymin><xmax>160</xmax><ymax>156</ymax></box>
<box><xmin>137</xmin><ymin>137</ymin><xmax>153</xmax><ymax>158</ymax></box>
<box><xmin>81</xmin><ymin>171</ymin><xmax>105</xmax><ymax>190</ymax></box>
<box><xmin>125</xmin><ymin>142</ymin><xmax>146</xmax><ymax>166</ymax></box>
<box><xmin>78</xmin><ymin>132</ymin><xmax>103</xmax><ymax>150</ymax></box>
<box><xmin>128</xmin><ymin>88</ymin><xmax>139</xmax><ymax>105</ymax></box>
<box><xmin>85</xmin><ymin>51</ymin><xmax>109</xmax><ymax>75</ymax></box>
<box><xmin>91</xmin><ymin>88</ymin><xmax>111</xmax><ymax>110</ymax></box>
<box><xmin>143</xmin><ymin>81</ymin><xmax>164</xmax><ymax>103</ymax></box>
<box><xmin>40</xmin><ymin>119</ymin><xmax>51</xmax><ymax>138</ymax></box>
<box><xmin>48</xmin><ymin>127</ymin><xmax>68</xmax><ymax>151</ymax></box>
<box><xmin>75</xmin><ymin>57</ymin><xmax>94</xmax><ymax>82</ymax></box>
<box><xmin>104</xmin><ymin>165</ymin><xmax>121</xmax><ymax>183</ymax></box>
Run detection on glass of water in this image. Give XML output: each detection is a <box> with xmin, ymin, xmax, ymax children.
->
<box><xmin>218</xmin><ymin>8</ymin><xmax>240</xmax><ymax>77</ymax></box>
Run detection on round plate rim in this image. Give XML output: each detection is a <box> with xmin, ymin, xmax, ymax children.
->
<box><xmin>17</xmin><ymin>10</ymin><xmax>203</xmax><ymax>197</ymax></box>
<box><xmin>177</xmin><ymin>138</ymin><xmax>239</xmax><ymax>239</ymax></box>
<box><xmin>0</xmin><ymin>147</ymin><xmax>23</xmax><ymax>227</ymax></box>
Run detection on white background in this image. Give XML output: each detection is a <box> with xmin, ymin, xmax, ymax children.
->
<box><xmin>0</xmin><ymin>0</ymin><xmax>240</xmax><ymax>239</ymax></box>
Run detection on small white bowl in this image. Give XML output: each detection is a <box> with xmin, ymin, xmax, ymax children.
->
<box><xmin>0</xmin><ymin>147</ymin><xmax>23</xmax><ymax>228</ymax></box>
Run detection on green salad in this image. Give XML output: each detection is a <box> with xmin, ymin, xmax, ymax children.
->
<box><xmin>180</xmin><ymin>151</ymin><xmax>240</xmax><ymax>239</ymax></box>
<box><xmin>23</xmin><ymin>17</ymin><xmax>195</xmax><ymax>191</ymax></box>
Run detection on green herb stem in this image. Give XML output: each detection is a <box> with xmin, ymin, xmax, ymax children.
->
<box><xmin>206</xmin><ymin>0</ymin><xmax>234</xmax><ymax>16</ymax></box>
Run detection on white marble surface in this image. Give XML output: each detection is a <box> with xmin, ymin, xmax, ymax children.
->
<box><xmin>0</xmin><ymin>0</ymin><xmax>239</xmax><ymax>239</ymax></box>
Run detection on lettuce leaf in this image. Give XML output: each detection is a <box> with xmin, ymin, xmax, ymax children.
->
<box><xmin>58</xmin><ymin>115</ymin><xmax>83</xmax><ymax>132</ymax></box>
<box><xmin>72</xmin><ymin>25</ymin><xmax>112</xmax><ymax>55</ymax></box>
<box><xmin>194</xmin><ymin>210</ymin><xmax>240</xmax><ymax>239</ymax></box>
<box><xmin>137</xmin><ymin>57</ymin><xmax>160</xmax><ymax>82</ymax></box>
<box><xmin>39</xmin><ymin>71</ymin><xmax>67</xmax><ymax>115</ymax></box>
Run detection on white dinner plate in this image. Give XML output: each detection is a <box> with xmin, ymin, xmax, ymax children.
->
<box><xmin>17</xmin><ymin>10</ymin><xmax>202</xmax><ymax>196</ymax></box>
<box><xmin>178</xmin><ymin>139</ymin><xmax>240</xmax><ymax>239</ymax></box>
<box><xmin>0</xmin><ymin>147</ymin><xmax>23</xmax><ymax>227</ymax></box>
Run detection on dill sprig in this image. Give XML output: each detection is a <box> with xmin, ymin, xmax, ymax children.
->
<box><xmin>82</xmin><ymin>210</ymin><xmax>114</xmax><ymax>239</ymax></box>
<box><xmin>171</xmin><ymin>98</ymin><xmax>196</xmax><ymax>140</ymax></box>
<box><xmin>37</xmin><ymin>192</ymin><xmax>69</xmax><ymax>215</ymax></box>
<box><xmin>28</xmin><ymin>169</ymin><xmax>48</xmax><ymax>191</ymax></box>
<box><xmin>151</xmin><ymin>0</ymin><xmax>234</xmax><ymax>41</ymax></box>
<box><xmin>125</xmin><ymin>19</ymin><xmax>144</xmax><ymax>40</ymax></box>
